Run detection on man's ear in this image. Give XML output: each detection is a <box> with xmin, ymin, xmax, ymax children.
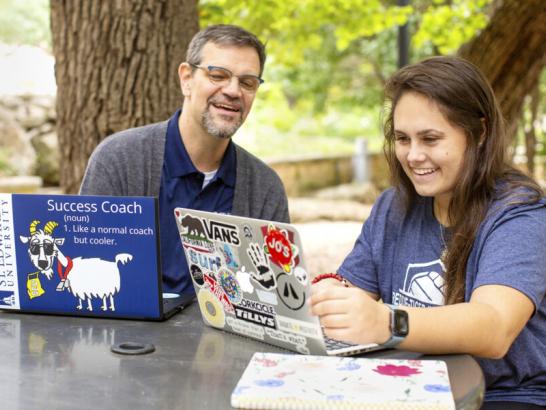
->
<box><xmin>178</xmin><ymin>62</ymin><xmax>193</xmax><ymax>97</ymax></box>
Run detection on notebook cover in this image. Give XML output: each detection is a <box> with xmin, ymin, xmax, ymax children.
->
<box><xmin>231</xmin><ymin>352</ymin><xmax>455</xmax><ymax>410</ymax></box>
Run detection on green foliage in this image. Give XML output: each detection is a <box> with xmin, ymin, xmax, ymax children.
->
<box><xmin>413</xmin><ymin>0</ymin><xmax>492</xmax><ymax>54</ymax></box>
<box><xmin>199</xmin><ymin>0</ymin><xmax>496</xmax><ymax>158</ymax></box>
<box><xmin>235</xmin><ymin>81</ymin><xmax>384</xmax><ymax>159</ymax></box>
<box><xmin>3</xmin><ymin>0</ymin><xmax>505</xmax><ymax>159</ymax></box>
<box><xmin>199</xmin><ymin>1</ymin><xmax>492</xmax><ymax>109</ymax></box>
<box><xmin>0</xmin><ymin>0</ymin><xmax>51</xmax><ymax>49</ymax></box>
<box><xmin>200</xmin><ymin>0</ymin><xmax>412</xmax><ymax>66</ymax></box>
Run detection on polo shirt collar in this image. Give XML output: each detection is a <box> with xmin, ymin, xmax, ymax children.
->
<box><xmin>164</xmin><ymin>109</ymin><xmax>236</xmax><ymax>188</ymax></box>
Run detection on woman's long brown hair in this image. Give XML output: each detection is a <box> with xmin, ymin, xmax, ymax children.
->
<box><xmin>383</xmin><ymin>56</ymin><xmax>544</xmax><ymax>304</ymax></box>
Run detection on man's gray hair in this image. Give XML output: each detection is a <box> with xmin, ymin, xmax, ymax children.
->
<box><xmin>186</xmin><ymin>24</ymin><xmax>266</xmax><ymax>76</ymax></box>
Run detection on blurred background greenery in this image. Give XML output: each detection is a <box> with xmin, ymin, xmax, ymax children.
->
<box><xmin>0</xmin><ymin>0</ymin><xmax>544</xmax><ymax>161</ymax></box>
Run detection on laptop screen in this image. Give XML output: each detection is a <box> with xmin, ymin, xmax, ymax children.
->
<box><xmin>0</xmin><ymin>193</ymin><xmax>163</xmax><ymax>319</ymax></box>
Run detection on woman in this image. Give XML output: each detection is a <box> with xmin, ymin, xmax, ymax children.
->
<box><xmin>310</xmin><ymin>56</ymin><xmax>546</xmax><ymax>409</ymax></box>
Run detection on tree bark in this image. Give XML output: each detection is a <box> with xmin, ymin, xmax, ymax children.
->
<box><xmin>458</xmin><ymin>0</ymin><xmax>546</xmax><ymax>142</ymax></box>
<box><xmin>524</xmin><ymin>84</ymin><xmax>540</xmax><ymax>175</ymax></box>
<box><xmin>50</xmin><ymin>0</ymin><xmax>199</xmax><ymax>193</ymax></box>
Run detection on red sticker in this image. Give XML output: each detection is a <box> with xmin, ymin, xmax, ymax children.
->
<box><xmin>204</xmin><ymin>274</ymin><xmax>234</xmax><ymax>314</ymax></box>
<box><xmin>262</xmin><ymin>224</ymin><xmax>299</xmax><ymax>273</ymax></box>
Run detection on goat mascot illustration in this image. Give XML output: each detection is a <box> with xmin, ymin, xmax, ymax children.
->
<box><xmin>20</xmin><ymin>220</ymin><xmax>132</xmax><ymax>311</ymax></box>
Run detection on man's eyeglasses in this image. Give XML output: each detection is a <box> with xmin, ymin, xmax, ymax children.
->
<box><xmin>189</xmin><ymin>63</ymin><xmax>264</xmax><ymax>93</ymax></box>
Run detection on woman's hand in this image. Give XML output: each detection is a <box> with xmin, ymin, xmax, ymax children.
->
<box><xmin>309</xmin><ymin>285</ymin><xmax>390</xmax><ymax>345</ymax></box>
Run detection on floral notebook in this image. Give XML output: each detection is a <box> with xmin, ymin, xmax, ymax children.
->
<box><xmin>231</xmin><ymin>352</ymin><xmax>455</xmax><ymax>410</ymax></box>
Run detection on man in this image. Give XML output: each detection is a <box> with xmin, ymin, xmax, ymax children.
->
<box><xmin>80</xmin><ymin>24</ymin><xmax>289</xmax><ymax>295</ymax></box>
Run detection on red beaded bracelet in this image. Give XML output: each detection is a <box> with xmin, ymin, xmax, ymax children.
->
<box><xmin>311</xmin><ymin>273</ymin><xmax>343</xmax><ymax>285</ymax></box>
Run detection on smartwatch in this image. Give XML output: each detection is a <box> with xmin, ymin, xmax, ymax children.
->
<box><xmin>383</xmin><ymin>304</ymin><xmax>409</xmax><ymax>348</ymax></box>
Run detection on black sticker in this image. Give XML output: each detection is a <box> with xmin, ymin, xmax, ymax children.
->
<box><xmin>190</xmin><ymin>264</ymin><xmax>204</xmax><ymax>286</ymax></box>
<box><xmin>242</xmin><ymin>224</ymin><xmax>253</xmax><ymax>239</ymax></box>
<box><xmin>234</xmin><ymin>305</ymin><xmax>276</xmax><ymax>329</ymax></box>
<box><xmin>202</xmin><ymin>220</ymin><xmax>240</xmax><ymax>246</ymax></box>
<box><xmin>276</xmin><ymin>272</ymin><xmax>306</xmax><ymax>310</ymax></box>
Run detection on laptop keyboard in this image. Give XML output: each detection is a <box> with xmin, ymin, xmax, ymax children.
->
<box><xmin>324</xmin><ymin>336</ymin><xmax>357</xmax><ymax>350</ymax></box>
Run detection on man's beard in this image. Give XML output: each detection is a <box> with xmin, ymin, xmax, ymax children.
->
<box><xmin>202</xmin><ymin>108</ymin><xmax>243</xmax><ymax>139</ymax></box>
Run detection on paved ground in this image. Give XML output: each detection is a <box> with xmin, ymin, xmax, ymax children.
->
<box><xmin>288</xmin><ymin>192</ymin><xmax>370</xmax><ymax>275</ymax></box>
<box><xmin>294</xmin><ymin>221</ymin><xmax>363</xmax><ymax>275</ymax></box>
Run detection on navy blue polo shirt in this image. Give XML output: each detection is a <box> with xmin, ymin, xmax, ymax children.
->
<box><xmin>159</xmin><ymin>110</ymin><xmax>235</xmax><ymax>294</ymax></box>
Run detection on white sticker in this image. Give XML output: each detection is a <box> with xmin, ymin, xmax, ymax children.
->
<box><xmin>226</xmin><ymin>316</ymin><xmax>265</xmax><ymax>340</ymax></box>
<box><xmin>294</xmin><ymin>266</ymin><xmax>309</xmax><ymax>286</ymax></box>
<box><xmin>276</xmin><ymin>315</ymin><xmax>322</xmax><ymax>340</ymax></box>
<box><xmin>256</xmin><ymin>289</ymin><xmax>278</xmax><ymax>305</ymax></box>
<box><xmin>236</xmin><ymin>266</ymin><xmax>254</xmax><ymax>294</ymax></box>
<box><xmin>265</xmin><ymin>328</ymin><xmax>307</xmax><ymax>346</ymax></box>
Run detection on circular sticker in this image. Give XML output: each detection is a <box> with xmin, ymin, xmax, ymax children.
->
<box><xmin>190</xmin><ymin>264</ymin><xmax>204</xmax><ymax>286</ymax></box>
<box><xmin>217</xmin><ymin>268</ymin><xmax>243</xmax><ymax>305</ymax></box>
<box><xmin>197</xmin><ymin>288</ymin><xmax>225</xmax><ymax>328</ymax></box>
<box><xmin>276</xmin><ymin>272</ymin><xmax>306</xmax><ymax>311</ymax></box>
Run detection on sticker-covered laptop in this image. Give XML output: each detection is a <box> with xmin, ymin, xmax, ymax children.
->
<box><xmin>0</xmin><ymin>193</ymin><xmax>192</xmax><ymax>320</ymax></box>
<box><xmin>174</xmin><ymin>207</ymin><xmax>383</xmax><ymax>356</ymax></box>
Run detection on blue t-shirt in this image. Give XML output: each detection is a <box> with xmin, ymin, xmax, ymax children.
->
<box><xmin>159</xmin><ymin>110</ymin><xmax>235</xmax><ymax>295</ymax></box>
<box><xmin>339</xmin><ymin>188</ymin><xmax>546</xmax><ymax>405</ymax></box>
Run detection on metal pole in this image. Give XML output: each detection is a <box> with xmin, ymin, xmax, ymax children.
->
<box><xmin>352</xmin><ymin>138</ymin><xmax>369</xmax><ymax>183</ymax></box>
<box><xmin>398</xmin><ymin>0</ymin><xmax>410</xmax><ymax>68</ymax></box>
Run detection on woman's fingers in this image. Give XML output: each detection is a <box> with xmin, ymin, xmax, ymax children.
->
<box><xmin>310</xmin><ymin>298</ymin><xmax>348</xmax><ymax>316</ymax></box>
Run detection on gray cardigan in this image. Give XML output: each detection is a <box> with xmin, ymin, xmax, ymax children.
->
<box><xmin>80</xmin><ymin>121</ymin><xmax>290</xmax><ymax>223</ymax></box>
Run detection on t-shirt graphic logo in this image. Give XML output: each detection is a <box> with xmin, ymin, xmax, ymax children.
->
<box><xmin>397</xmin><ymin>259</ymin><xmax>445</xmax><ymax>306</ymax></box>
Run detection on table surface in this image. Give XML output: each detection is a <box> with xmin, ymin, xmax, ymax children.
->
<box><xmin>0</xmin><ymin>303</ymin><xmax>484</xmax><ymax>410</ymax></box>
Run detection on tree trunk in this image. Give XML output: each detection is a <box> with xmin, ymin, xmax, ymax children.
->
<box><xmin>458</xmin><ymin>0</ymin><xmax>546</xmax><ymax>143</ymax></box>
<box><xmin>524</xmin><ymin>84</ymin><xmax>540</xmax><ymax>175</ymax></box>
<box><xmin>50</xmin><ymin>0</ymin><xmax>199</xmax><ymax>193</ymax></box>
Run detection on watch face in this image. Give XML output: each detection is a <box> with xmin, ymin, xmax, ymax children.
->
<box><xmin>393</xmin><ymin>309</ymin><xmax>409</xmax><ymax>337</ymax></box>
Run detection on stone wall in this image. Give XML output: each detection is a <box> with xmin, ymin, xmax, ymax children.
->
<box><xmin>0</xmin><ymin>95</ymin><xmax>58</xmax><ymax>186</ymax></box>
<box><xmin>269</xmin><ymin>152</ymin><xmax>389</xmax><ymax>197</ymax></box>
<box><xmin>269</xmin><ymin>154</ymin><xmax>353</xmax><ymax>196</ymax></box>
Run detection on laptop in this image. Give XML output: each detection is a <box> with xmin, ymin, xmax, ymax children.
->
<box><xmin>174</xmin><ymin>207</ymin><xmax>384</xmax><ymax>356</ymax></box>
<box><xmin>0</xmin><ymin>193</ymin><xmax>193</xmax><ymax>321</ymax></box>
